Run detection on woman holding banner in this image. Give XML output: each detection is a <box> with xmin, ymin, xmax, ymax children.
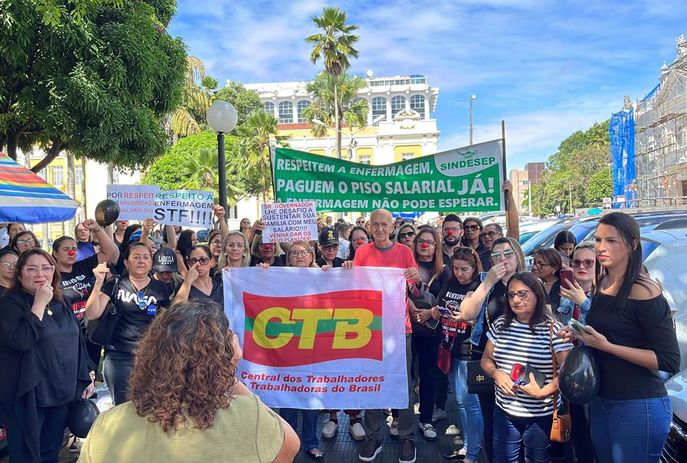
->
<box><xmin>275</xmin><ymin>241</ymin><xmax>326</xmax><ymax>460</ymax></box>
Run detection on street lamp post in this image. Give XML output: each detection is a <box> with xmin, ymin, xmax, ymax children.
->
<box><xmin>469</xmin><ymin>94</ymin><xmax>476</xmax><ymax>145</ymax></box>
<box><xmin>206</xmin><ymin>100</ymin><xmax>238</xmax><ymax>213</ymax></box>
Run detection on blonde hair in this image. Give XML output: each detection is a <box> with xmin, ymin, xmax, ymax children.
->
<box><xmin>217</xmin><ymin>231</ymin><xmax>250</xmax><ymax>268</ymax></box>
<box><xmin>287</xmin><ymin>241</ymin><xmax>318</xmax><ymax>268</ymax></box>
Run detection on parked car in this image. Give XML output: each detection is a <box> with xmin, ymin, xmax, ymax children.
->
<box><xmin>518</xmin><ymin>219</ymin><xmax>560</xmax><ymax>245</ymax></box>
<box><xmin>663</xmin><ymin>368</ymin><xmax>687</xmax><ymax>462</ymax></box>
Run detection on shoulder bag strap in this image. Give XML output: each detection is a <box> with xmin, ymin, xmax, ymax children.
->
<box><xmin>549</xmin><ymin>318</ymin><xmax>561</xmax><ymax>419</ymax></box>
<box><xmin>427</xmin><ymin>264</ymin><xmax>446</xmax><ymax>288</ymax></box>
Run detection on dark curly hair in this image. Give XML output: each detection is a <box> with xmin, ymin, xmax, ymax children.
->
<box><xmin>129</xmin><ymin>300</ymin><xmax>238</xmax><ymax>432</ymax></box>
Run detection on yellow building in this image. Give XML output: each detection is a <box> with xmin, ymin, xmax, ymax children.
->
<box><xmin>244</xmin><ymin>73</ymin><xmax>440</xmax><ymax>164</ymax></box>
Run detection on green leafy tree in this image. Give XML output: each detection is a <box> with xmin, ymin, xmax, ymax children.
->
<box><xmin>306</xmin><ymin>6</ymin><xmax>359</xmax><ymax>159</ymax></box>
<box><xmin>529</xmin><ymin>120</ymin><xmax>612</xmax><ymax>216</ymax></box>
<box><xmin>214</xmin><ymin>82</ymin><xmax>263</xmax><ymax>128</ymax></box>
<box><xmin>170</xmin><ymin>56</ymin><xmax>215</xmax><ymax>138</ymax></box>
<box><xmin>142</xmin><ymin>131</ymin><xmax>245</xmax><ymax>203</ymax></box>
<box><xmin>303</xmin><ymin>72</ymin><xmax>368</xmax><ymax>156</ymax></box>
<box><xmin>0</xmin><ymin>0</ymin><xmax>186</xmax><ymax>172</ymax></box>
<box><xmin>237</xmin><ymin>110</ymin><xmax>288</xmax><ymax>201</ymax></box>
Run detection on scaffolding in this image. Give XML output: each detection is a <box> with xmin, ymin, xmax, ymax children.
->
<box><xmin>633</xmin><ymin>36</ymin><xmax>687</xmax><ymax>202</ymax></box>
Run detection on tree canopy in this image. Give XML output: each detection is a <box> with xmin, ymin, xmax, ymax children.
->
<box><xmin>0</xmin><ymin>0</ymin><xmax>186</xmax><ymax>172</ymax></box>
<box><xmin>526</xmin><ymin>120</ymin><xmax>612</xmax><ymax>216</ymax></box>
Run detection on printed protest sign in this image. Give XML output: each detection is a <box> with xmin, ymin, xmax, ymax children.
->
<box><xmin>261</xmin><ymin>201</ymin><xmax>318</xmax><ymax>243</ymax></box>
<box><xmin>224</xmin><ymin>267</ymin><xmax>408</xmax><ymax>409</ymax></box>
<box><xmin>154</xmin><ymin>190</ymin><xmax>214</xmax><ymax>227</ymax></box>
<box><xmin>106</xmin><ymin>185</ymin><xmax>160</xmax><ymax>221</ymax></box>
<box><xmin>272</xmin><ymin>139</ymin><xmax>505</xmax><ymax>212</ymax></box>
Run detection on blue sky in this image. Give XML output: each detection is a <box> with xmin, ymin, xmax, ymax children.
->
<box><xmin>169</xmin><ymin>0</ymin><xmax>687</xmax><ymax>170</ymax></box>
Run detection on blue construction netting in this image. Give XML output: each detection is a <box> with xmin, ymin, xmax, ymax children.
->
<box><xmin>609</xmin><ymin>108</ymin><xmax>636</xmax><ymax>207</ymax></box>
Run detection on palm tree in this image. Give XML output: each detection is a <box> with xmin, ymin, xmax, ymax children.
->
<box><xmin>238</xmin><ymin>110</ymin><xmax>289</xmax><ymax>202</ymax></box>
<box><xmin>304</xmin><ymin>72</ymin><xmax>368</xmax><ymax>158</ymax></box>
<box><xmin>306</xmin><ymin>7</ymin><xmax>359</xmax><ymax>159</ymax></box>
<box><xmin>181</xmin><ymin>146</ymin><xmax>245</xmax><ymax>204</ymax></box>
<box><xmin>170</xmin><ymin>56</ymin><xmax>215</xmax><ymax>138</ymax></box>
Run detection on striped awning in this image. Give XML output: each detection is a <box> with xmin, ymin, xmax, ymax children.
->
<box><xmin>0</xmin><ymin>154</ymin><xmax>79</xmax><ymax>223</ymax></box>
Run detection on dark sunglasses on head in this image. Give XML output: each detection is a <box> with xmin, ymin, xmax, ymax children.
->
<box><xmin>571</xmin><ymin>259</ymin><xmax>595</xmax><ymax>269</ymax></box>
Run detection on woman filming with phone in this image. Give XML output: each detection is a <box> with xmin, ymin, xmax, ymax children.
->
<box><xmin>481</xmin><ymin>272</ymin><xmax>573</xmax><ymax>462</ymax></box>
<box><xmin>561</xmin><ymin>213</ymin><xmax>680</xmax><ymax>463</ymax></box>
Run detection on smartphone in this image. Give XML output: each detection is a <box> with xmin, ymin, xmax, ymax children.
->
<box><xmin>560</xmin><ymin>269</ymin><xmax>575</xmax><ymax>290</ymax></box>
<box><xmin>568</xmin><ymin>318</ymin><xmax>588</xmax><ymax>334</ymax></box>
<box><xmin>436</xmin><ymin>306</ymin><xmax>453</xmax><ymax>316</ymax></box>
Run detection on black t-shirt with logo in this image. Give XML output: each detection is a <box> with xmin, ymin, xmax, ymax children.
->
<box><xmin>436</xmin><ymin>278</ymin><xmax>480</xmax><ymax>360</ymax></box>
<box><xmin>61</xmin><ymin>254</ymin><xmax>99</xmax><ymax>322</ymax></box>
<box><xmin>102</xmin><ymin>277</ymin><xmax>170</xmax><ymax>353</ymax></box>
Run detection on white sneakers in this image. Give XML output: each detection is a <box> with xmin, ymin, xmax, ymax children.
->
<box><xmin>418</xmin><ymin>422</ymin><xmax>437</xmax><ymax>441</ymax></box>
<box><xmin>350</xmin><ymin>422</ymin><xmax>366</xmax><ymax>440</ymax></box>
<box><xmin>322</xmin><ymin>419</ymin><xmax>366</xmax><ymax>440</ymax></box>
<box><xmin>322</xmin><ymin>420</ymin><xmax>338</xmax><ymax>439</ymax></box>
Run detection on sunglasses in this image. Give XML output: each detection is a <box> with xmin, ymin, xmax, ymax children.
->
<box><xmin>189</xmin><ymin>257</ymin><xmax>210</xmax><ymax>266</ymax></box>
<box><xmin>571</xmin><ymin>259</ymin><xmax>595</xmax><ymax>269</ymax></box>
<box><xmin>484</xmin><ymin>231</ymin><xmax>502</xmax><ymax>238</ymax></box>
<box><xmin>398</xmin><ymin>232</ymin><xmax>415</xmax><ymax>239</ymax></box>
<box><xmin>463</xmin><ymin>225</ymin><xmax>480</xmax><ymax>232</ymax></box>
<box><xmin>506</xmin><ymin>290</ymin><xmax>530</xmax><ymax>300</ymax></box>
<box><xmin>491</xmin><ymin>249</ymin><xmax>515</xmax><ymax>261</ymax></box>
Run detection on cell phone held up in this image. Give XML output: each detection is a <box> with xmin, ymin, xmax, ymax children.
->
<box><xmin>568</xmin><ymin>317</ymin><xmax>588</xmax><ymax>334</ymax></box>
<box><xmin>560</xmin><ymin>268</ymin><xmax>575</xmax><ymax>290</ymax></box>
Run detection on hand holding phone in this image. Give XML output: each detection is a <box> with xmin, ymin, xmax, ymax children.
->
<box><xmin>568</xmin><ymin>317</ymin><xmax>588</xmax><ymax>334</ymax></box>
<box><xmin>560</xmin><ymin>268</ymin><xmax>575</xmax><ymax>290</ymax></box>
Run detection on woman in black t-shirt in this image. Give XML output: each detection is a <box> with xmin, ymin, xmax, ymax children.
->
<box><xmin>437</xmin><ymin>247</ymin><xmax>482</xmax><ymax>463</ymax></box>
<box><xmin>174</xmin><ymin>245</ymin><xmax>223</xmax><ymax>306</ymax></box>
<box><xmin>0</xmin><ymin>249</ymin><xmax>92</xmax><ymax>462</ymax></box>
<box><xmin>460</xmin><ymin>236</ymin><xmax>526</xmax><ymax>462</ymax></box>
<box><xmin>563</xmin><ymin>212</ymin><xmax>680</xmax><ymax>463</ymax></box>
<box><xmin>85</xmin><ymin>242</ymin><xmax>170</xmax><ymax>405</ymax></box>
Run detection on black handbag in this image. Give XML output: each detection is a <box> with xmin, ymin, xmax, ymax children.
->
<box><xmin>87</xmin><ymin>275</ymin><xmax>121</xmax><ymax>347</ymax></box>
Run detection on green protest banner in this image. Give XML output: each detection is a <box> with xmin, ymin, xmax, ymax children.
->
<box><xmin>272</xmin><ymin>139</ymin><xmax>505</xmax><ymax>212</ymax></box>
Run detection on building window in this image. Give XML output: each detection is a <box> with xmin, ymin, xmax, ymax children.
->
<box><xmin>371</xmin><ymin>97</ymin><xmax>386</xmax><ymax>124</ymax></box>
<box><xmin>359</xmin><ymin>155</ymin><xmax>372</xmax><ymax>165</ymax></box>
<box><xmin>75</xmin><ymin>166</ymin><xmax>84</xmax><ymax>186</ymax></box>
<box><xmin>278</xmin><ymin>101</ymin><xmax>293</xmax><ymax>123</ymax></box>
<box><xmin>401</xmin><ymin>152</ymin><xmax>415</xmax><ymax>161</ymax></box>
<box><xmin>264</xmin><ymin>101</ymin><xmax>275</xmax><ymax>116</ymax></box>
<box><xmin>391</xmin><ymin>96</ymin><xmax>405</xmax><ymax>116</ymax></box>
<box><xmin>410</xmin><ymin>75</ymin><xmax>426</xmax><ymax>84</ymax></box>
<box><xmin>296</xmin><ymin>100</ymin><xmax>310</xmax><ymax>123</ymax></box>
<box><xmin>410</xmin><ymin>95</ymin><xmax>426</xmax><ymax>119</ymax></box>
<box><xmin>51</xmin><ymin>166</ymin><xmax>64</xmax><ymax>187</ymax></box>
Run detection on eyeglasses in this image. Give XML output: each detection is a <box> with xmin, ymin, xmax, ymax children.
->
<box><xmin>491</xmin><ymin>250</ymin><xmax>515</xmax><ymax>261</ymax></box>
<box><xmin>17</xmin><ymin>239</ymin><xmax>35</xmax><ymax>246</ymax></box>
<box><xmin>463</xmin><ymin>225</ymin><xmax>480</xmax><ymax>232</ymax></box>
<box><xmin>210</xmin><ymin>240</ymin><xmax>222</xmax><ymax>246</ymax></box>
<box><xmin>506</xmin><ymin>290</ymin><xmax>530</xmax><ymax>300</ymax></box>
<box><xmin>484</xmin><ymin>231</ymin><xmax>502</xmax><ymax>238</ymax></box>
<box><xmin>532</xmin><ymin>261</ymin><xmax>551</xmax><ymax>268</ymax></box>
<box><xmin>288</xmin><ymin>250</ymin><xmax>310</xmax><ymax>257</ymax></box>
<box><xmin>189</xmin><ymin>257</ymin><xmax>210</xmax><ymax>266</ymax></box>
<box><xmin>23</xmin><ymin>265</ymin><xmax>55</xmax><ymax>275</ymax></box>
<box><xmin>1</xmin><ymin>262</ymin><xmax>16</xmax><ymax>269</ymax></box>
<box><xmin>571</xmin><ymin>259</ymin><xmax>595</xmax><ymax>269</ymax></box>
<box><xmin>417</xmin><ymin>239</ymin><xmax>436</xmax><ymax>246</ymax></box>
<box><xmin>398</xmin><ymin>232</ymin><xmax>415</xmax><ymax>239</ymax></box>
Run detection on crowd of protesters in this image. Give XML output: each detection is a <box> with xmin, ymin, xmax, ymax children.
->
<box><xmin>0</xmin><ymin>179</ymin><xmax>681</xmax><ymax>463</ymax></box>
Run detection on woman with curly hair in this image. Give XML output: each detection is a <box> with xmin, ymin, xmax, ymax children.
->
<box><xmin>77</xmin><ymin>300</ymin><xmax>300</xmax><ymax>462</ymax></box>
